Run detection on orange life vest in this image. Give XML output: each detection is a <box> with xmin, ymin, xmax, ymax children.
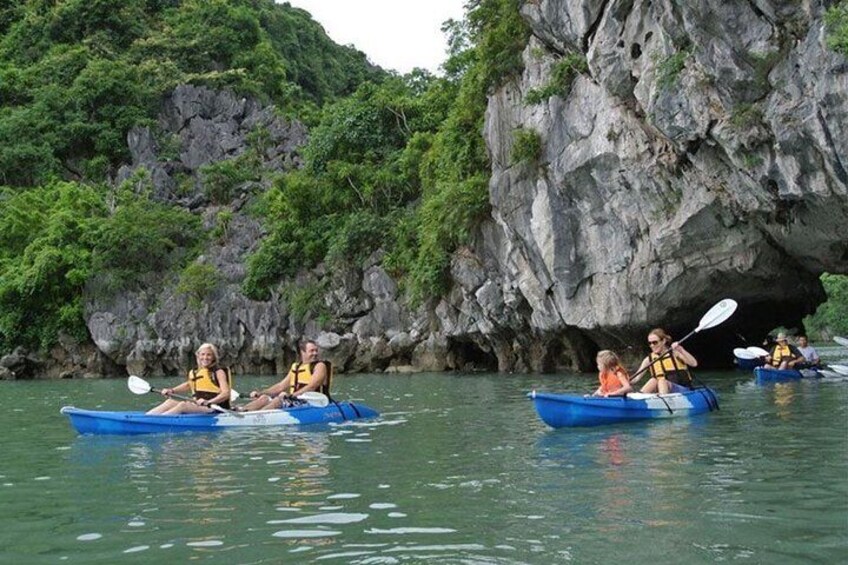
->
<box><xmin>599</xmin><ymin>366</ymin><xmax>629</xmax><ymax>394</ymax></box>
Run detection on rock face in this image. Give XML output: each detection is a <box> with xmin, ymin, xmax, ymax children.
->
<box><xmin>45</xmin><ymin>5</ymin><xmax>848</xmax><ymax>378</ymax></box>
<box><xmin>469</xmin><ymin>0</ymin><xmax>847</xmax><ymax>365</ymax></box>
<box><xmin>115</xmin><ymin>85</ymin><xmax>308</xmax><ymax>204</ymax></box>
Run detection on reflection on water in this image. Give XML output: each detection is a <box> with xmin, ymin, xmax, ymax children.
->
<box><xmin>0</xmin><ymin>372</ymin><xmax>846</xmax><ymax>563</ymax></box>
<box><xmin>771</xmin><ymin>383</ymin><xmax>796</xmax><ymax>420</ymax></box>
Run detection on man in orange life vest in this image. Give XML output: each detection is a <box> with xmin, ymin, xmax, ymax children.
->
<box><xmin>240</xmin><ymin>339</ymin><xmax>331</xmax><ymax>411</ymax></box>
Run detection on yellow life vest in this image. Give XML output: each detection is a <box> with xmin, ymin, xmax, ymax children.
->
<box><xmin>770</xmin><ymin>344</ymin><xmax>798</xmax><ymax>367</ymax></box>
<box><xmin>288</xmin><ymin>361</ymin><xmax>333</xmax><ymax>397</ymax></box>
<box><xmin>648</xmin><ymin>352</ymin><xmax>692</xmax><ymax>385</ymax></box>
<box><xmin>188</xmin><ymin>366</ymin><xmax>232</xmax><ymax>395</ymax></box>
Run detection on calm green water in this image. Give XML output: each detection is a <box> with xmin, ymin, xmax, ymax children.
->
<box><xmin>1</xmin><ymin>361</ymin><xmax>847</xmax><ymax>563</ymax></box>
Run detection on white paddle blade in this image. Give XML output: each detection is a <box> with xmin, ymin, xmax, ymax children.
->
<box><xmin>299</xmin><ymin>391</ymin><xmax>330</xmax><ymax>407</ymax></box>
<box><xmin>697</xmin><ymin>299</ymin><xmax>738</xmax><ymax>331</ymax></box>
<box><xmin>230</xmin><ymin>389</ymin><xmax>241</xmax><ymax>402</ymax></box>
<box><xmin>127</xmin><ymin>375</ymin><xmax>152</xmax><ymax>395</ymax></box>
<box><xmin>834</xmin><ymin>336</ymin><xmax>848</xmax><ymax>347</ymax></box>
<box><xmin>747</xmin><ymin>346</ymin><xmax>770</xmax><ymax>357</ymax></box>
<box><xmin>734</xmin><ymin>348</ymin><xmax>758</xmax><ymax>360</ymax></box>
<box><xmin>830</xmin><ymin>364</ymin><xmax>848</xmax><ymax>375</ymax></box>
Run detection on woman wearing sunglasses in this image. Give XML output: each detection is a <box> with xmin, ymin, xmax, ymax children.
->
<box><xmin>630</xmin><ymin>328</ymin><xmax>698</xmax><ymax>394</ymax></box>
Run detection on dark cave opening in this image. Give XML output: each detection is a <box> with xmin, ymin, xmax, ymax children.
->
<box><xmin>447</xmin><ymin>338</ymin><xmax>499</xmax><ymax>372</ymax></box>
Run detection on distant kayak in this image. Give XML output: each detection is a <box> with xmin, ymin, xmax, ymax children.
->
<box><xmin>754</xmin><ymin>366</ymin><xmax>820</xmax><ymax>384</ymax></box>
<box><xmin>61</xmin><ymin>401</ymin><xmax>379</xmax><ymax>435</ymax></box>
<box><xmin>735</xmin><ymin>356</ymin><xmax>764</xmax><ymax>371</ymax></box>
<box><xmin>528</xmin><ymin>388</ymin><xmax>719</xmax><ymax>428</ymax></box>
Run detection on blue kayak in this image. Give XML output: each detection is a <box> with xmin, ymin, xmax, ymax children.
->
<box><xmin>735</xmin><ymin>357</ymin><xmax>764</xmax><ymax>371</ymax></box>
<box><xmin>754</xmin><ymin>366</ymin><xmax>820</xmax><ymax>384</ymax></box>
<box><xmin>61</xmin><ymin>401</ymin><xmax>379</xmax><ymax>435</ymax></box>
<box><xmin>528</xmin><ymin>388</ymin><xmax>719</xmax><ymax>428</ymax></box>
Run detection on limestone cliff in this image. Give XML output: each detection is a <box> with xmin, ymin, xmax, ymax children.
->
<box><xmin>464</xmin><ymin>0</ymin><xmax>848</xmax><ymax>368</ymax></box>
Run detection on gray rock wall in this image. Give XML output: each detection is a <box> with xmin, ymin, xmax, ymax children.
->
<box><xmin>466</xmin><ymin>0</ymin><xmax>847</xmax><ymax>365</ymax></box>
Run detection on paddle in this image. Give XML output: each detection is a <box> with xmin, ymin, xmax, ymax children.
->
<box><xmin>298</xmin><ymin>391</ymin><xmax>330</xmax><ymax>407</ymax></box>
<box><xmin>239</xmin><ymin>390</ymin><xmax>330</xmax><ymax>409</ymax></box>
<box><xmin>834</xmin><ymin>336</ymin><xmax>848</xmax><ymax>347</ymax></box>
<box><xmin>830</xmin><ymin>364</ymin><xmax>848</xmax><ymax>375</ymax></box>
<box><xmin>747</xmin><ymin>346</ymin><xmax>769</xmax><ymax>357</ymax></box>
<box><xmin>127</xmin><ymin>375</ymin><xmax>241</xmax><ymax>416</ymax></box>
<box><xmin>734</xmin><ymin>348</ymin><xmax>758</xmax><ymax>360</ymax></box>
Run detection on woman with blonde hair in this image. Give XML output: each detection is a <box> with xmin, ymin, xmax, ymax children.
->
<box><xmin>591</xmin><ymin>350</ymin><xmax>633</xmax><ymax>397</ymax></box>
<box><xmin>146</xmin><ymin>343</ymin><xmax>232</xmax><ymax>414</ymax></box>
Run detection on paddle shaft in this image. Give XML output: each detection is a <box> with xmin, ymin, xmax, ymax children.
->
<box><xmin>151</xmin><ymin>386</ymin><xmax>236</xmax><ymax>415</ymax></box>
<box><xmin>629</xmin><ymin>342</ymin><xmax>692</xmax><ymax>382</ymax></box>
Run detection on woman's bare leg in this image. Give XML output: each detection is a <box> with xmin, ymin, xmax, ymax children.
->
<box><xmin>147</xmin><ymin>398</ymin><xmax>180</xmax><ymax>415</ymax></box>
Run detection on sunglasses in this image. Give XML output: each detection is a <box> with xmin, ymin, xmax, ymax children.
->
<box><xmin>648</xmin><ymin>340</ymin><xmax>661</xmax><ymax>345</ymax></box>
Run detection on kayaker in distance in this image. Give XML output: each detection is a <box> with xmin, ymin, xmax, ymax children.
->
<box><xmin>763</xmin><ymin>332</ymin><xmax>804</xmax><ymax>370</ymax></box>
<box><xmin>239</xmin><ymin>339</ymin><xmax>332</xmax><ymax>411</ymax></box>
<box><xmin>146</xmin><ymin>343</ymin><xmax>233</xmax><ymax>414</ymax></box>
<box><xmin>630</xmin><ymin>328</ymin><xmax>698</xmax><ymax>394</ymax></box>
<box><xmin>590</xmin><ymin>350</ymin><xmax>632</xmax><ymax>397</ymax></box>
<box><xmin>795</xmin><ymin>335</ymin><xmax>821</xmax><ymax>368</ymax></box>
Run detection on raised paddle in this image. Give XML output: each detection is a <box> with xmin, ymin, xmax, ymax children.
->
<box><xmin>127</xmin><ymin>375</ymin><xmax>240</xmax><ymax>416</ymax></box>
<box><xmin>630</xmin><ymin>298</ymin><xmax>739</xmax><ymax>383</ymax></box>
<box><xmin>834</xmin><ymin>336</ymin><xmax>848</xmax><ymax>347</ymax></box>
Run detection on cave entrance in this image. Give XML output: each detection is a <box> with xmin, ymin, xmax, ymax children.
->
<box><xmin>447</xmin><ymin>338</ymin><xmax>499</xmax><ymax>372</ymax></box>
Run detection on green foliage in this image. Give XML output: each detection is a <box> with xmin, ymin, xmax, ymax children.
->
<box><xmin>93</xmin><ymin>189</ymin><xmax>203</xmax><ymax>284</ymax></box>
<box><xmin>176</xmin><ymin>262</ymin><xmax>220</xmax><ymax>309</ymax></box>
<box><xmin>511</xmin><ymin>128</ymin><xmax>542</xmax><ymax>165</ymax></box>
<box><xmin>212</xmin><ymin>209</ymin><xmax>234</xmax><ymax>242</ymax></box>
<box><xmin>0</xmin><ymin>181</ymin><xmax>104</xmax><ymax>352</ymax></box>
<box><xmin>741</xmin><ymin>152</ymin><xmax>763</xmax><ymax>169</ymax></box>
<box><xmin>326</xmin><ymin>210</ymin><xmax>390</xmax><ymax>266</ymax></box>
<box><xmin>525</xmin><ymin>53</ymin><xmax>587</xmax><ymax>104</ymax></box>
<box><xmin>465</xmin><ymin>0</ymin><xmax>530</xmax><ymax>88</ymax></box>
<box><xmin>284</xmin><ymin>280</ymin><xmax>330</xmax><ymax>324</ymax></box>
<box><xmin>730</xmin><ymin>103</ymin><xmax>764</xmax><ymax>130</ymax></box>
<box><xmin>402</xmin><ymin>0</ymin><xmax>529</xmax><ymax>301</ymax></box>
<box><xmin>654</xmin><ymin>47</ymin><xmax>691</xmax><ymax>90</ymax></box>
<box><xmin>0</xmin><ymin>178</ymin><xmax>205</xmax><ymax>353</ymax></box>
<box><xmin>406</xmin><ymin>175</ymin><xmax>490</xmax><ymax>302</ymax></box>
<box><xmin>0</xmin><ymin>0</ymin><xmax>381</xmax><ymax>186</ymax></box>
<box><xmin>243</xmin><ymin>72</ymin><xmax>452</xmax><ymax>298</ymax></box>
<box><xmin>243</xmin><ymin>0</ymin><xmax>530</xmax><ymax>303</ymax></box>
<box><xmin>804</xmin><ymin>274</ymin><xmax>848</xmax><ymax>338</ymax></box>
<box><xmin>825</xmin><ymin>3</ymin><xmax>848</xmax><ymax>57</ymax></box>
<box><xmin>200</xmin><ymin>154</ymin><xmax>259</xmax><ymax>204</ymax></box>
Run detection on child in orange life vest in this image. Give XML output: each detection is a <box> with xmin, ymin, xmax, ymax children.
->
<box><xmin>592</xmin><ymin>350</ymin><xmax>633</xmax><ymax>397</ymax></box>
